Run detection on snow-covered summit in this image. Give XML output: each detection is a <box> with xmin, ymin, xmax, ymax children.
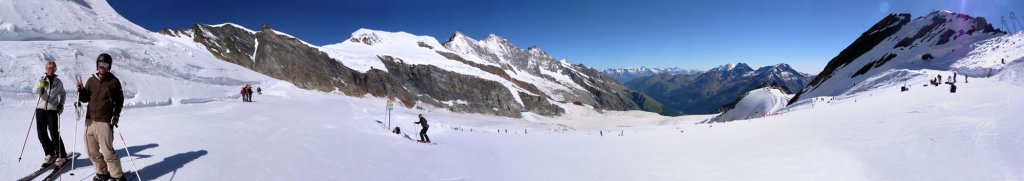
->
<box><xmin>344</xmin><ymin>28</ymin><xmax>442</xmax><ymax>48</ymax></box>
<box><xmin>0</xmin><ymin>0</ymin><xmax>275</xmax><ymax>109</ymax></box>
<box><xmin>714</xmin><ymin>87</ymin><xmax>790</xmax><ymax>122</ymax></box>
<box><xmin>602</xmin><ymin>66</ymin><xmax>704</xmax><ymax>83</ymax></box>
<box><xmin>0</xmin><ymin>0</ymin><xmax>151</xmax><ymax>42</ymax></box>
<box><xmin>792</xmin><ymin>10</ymin><xmax>1009</xmax><ymax>104</ymax></box>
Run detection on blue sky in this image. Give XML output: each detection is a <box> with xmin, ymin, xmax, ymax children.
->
<box><xmin>109</xmin><ymin>0</ymin><xmax>1024</xmax><ymax>73</ymax></box>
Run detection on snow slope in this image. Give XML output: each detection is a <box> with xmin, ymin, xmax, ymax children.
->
<box><xmin>2</xmin><ymin>1</ymin><xmax>1023</xmax><ymax>180</ymax></box>
<box><xmin>716</xmin><ymin>87</ymin><xmax>791</xmax><ymax>122</ymax></box>
<box><xmin>2</xmin><ymin>71</ymin><xmax>1023</xmax><ymax>180</ymax></box>
<box><xmin>797</xmin><ymin>11</ymin><xmax>1008</xmax><ymax>102</ymax></box>
<box><xmin>0</xmin><ymin>0</ymin><xmax>276</xmax><ymax>108</ymax></box>
<box><xmin>319</xmin><ymin>29</ymin><xmax>537</xmax><ymax>105</ymax></box>
<box><xmin>443</xmin><ymin>32</ymin><xmax>593</xmax><ymax>102</ymax></box>
<box><xmin>953</xmin><ymin>31</ymin><xmax>1024</xmax><ymax>76</ymax></box>
<box><xmin>0</xmin><ymin>0</ymin><xmax>151</xmax><ymax>42</ymax></box>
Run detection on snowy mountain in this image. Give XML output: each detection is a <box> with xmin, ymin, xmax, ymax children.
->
<box><xmin>3</xmin><ymin>1</ymin><xmax>1024</xmax><ymax>180</ymax></box>
<box><xmin>440</xmin><ymin>32</ymin><xmax>663</xmax><ymax>114</ymax></box>
<box><xmin>159</xmin><ymin>25</ymin><xmax>662</xmax><ymax>117</ymax></box>
<box><xmin>791</xmin><ymin>11</ymin><xmax>1013</xmax><ymax>104</ymax></box>
<box><xmin>625</xmin><ymin>63</ymin><xmax>813</xmax><ymax>115</ymax></box>
<box><xmin>713</xmin><ymin>87</ymin><xmax>791</xmax><ymax>122</ymax></box>
<box><xmin>602</xmin><ymin>67</ymin><xmax>703</xmax><ymax>83</ymax></box>
<box><xmin>0</xmin><ymin>0</ymin><xmax>273</xmax><ymax>110</ymax></box>
<box><xmin>0</xmin><ymin>0</ymin><xmax>151</xmax><ymax>42</ymax></box>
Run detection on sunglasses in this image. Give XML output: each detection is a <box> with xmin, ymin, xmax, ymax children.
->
<box><xmin>45</xmin><ymin>67</ymin><xmax>56</xmax><ymax>71</ymax></box>
<box><xmin>98</xmin><ymin>62</ymin><xmax>111</xmax><ymax>69</ymax></box>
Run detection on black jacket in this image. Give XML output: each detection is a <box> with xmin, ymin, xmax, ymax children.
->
<box><xmin>414</xmin><ymin>117</ymin><xmax>428</xmax><ymax>127</ymax></box>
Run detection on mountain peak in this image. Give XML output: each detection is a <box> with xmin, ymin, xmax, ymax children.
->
<box><xmin>206</xmin><ymin>23</ymin><xmax>256</xmax><ymax>34</ymax></box>
<box><xmin>351</xmin><ymin>28</ymin><xmax>385</xmax><ymax>36</ymax></box>
<box><xmin>527</xmin><ymin>45</ymin><xmax>545</xmax><ymax>54</ymax></box>
<box><xmin>713</xmin><ymin>63</ymin><xmax>752</xmax><ymax>72</ymax></box>
<box><xmin>755</xmin><ymin>63</ymin><xmax>802</xmax><ymax>76</ymax></box>
<box><xmin>767</xmin><ymin>63</ymin><xmax>792</xmax><ymax>70</ymax></box>
<box><xmin>483</xmin><ymin>34</ymin><xmax>510</xmax><ymax>43</ymax></box>
<box><xmin>346</xmin><ymin>28</ymin><xmax>431</xmax><ymax>46</ymax></box>
<box><xmin>0</xmin><ymin>0</ymin><xmax>152</xmax><ymax>42</ymax></box>
<box><xmin>445</xmin><ymin>31</ymin><xmax>474</xmax><ymax>43</ymax></box>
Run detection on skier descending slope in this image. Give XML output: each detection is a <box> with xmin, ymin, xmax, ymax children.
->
<box><xmin>75</xmin><ymin>53</ymin><xmax>128</xmax><ymax>181</ymax></box>
<box><xmin>413</xmin><ymin>114</ymin><xmax>431</xmax><ymax>143</ymax></box>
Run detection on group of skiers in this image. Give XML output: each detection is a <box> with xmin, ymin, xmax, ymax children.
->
<box><xmin>28</xmin><ymin>53</ymin><xmax>128</xmax><ymax>181</ymax></box>
<box><xmin>240</xmin><ymin>84</ymin><xmax>259</xmax><ymax>102</ymax></box>
<box><xmin>925</xmin><ymin>72</ymin><xmax>963</xmax><ymax>93</ymax></box>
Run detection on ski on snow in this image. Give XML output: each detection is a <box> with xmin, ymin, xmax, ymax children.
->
<box><xmin>41</xmin><ymin>152</ymin><xmax>82</xmax><ymax>181</ymax></box>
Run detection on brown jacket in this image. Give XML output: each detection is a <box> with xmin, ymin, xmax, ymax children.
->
<box><xmin>78</xmin><ymin>73</ymin><xmax>124</xmax><ymax>122</ymax></box>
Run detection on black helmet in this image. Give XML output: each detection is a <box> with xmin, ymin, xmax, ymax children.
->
<box><xmin>96</xmin><ymin>53</ymin><xmax>113</xmax><ymax>67</ymax></box>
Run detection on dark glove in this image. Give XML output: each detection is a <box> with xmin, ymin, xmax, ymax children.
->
<box><xmin>58</xmin><ymin>108</ymin><xmax>63</xmax><ymax>115</ymax></box>
<box><xmin>111</xmin><ymin>116</ymin><xmax>120</xmax><ymax>128</ymax></box>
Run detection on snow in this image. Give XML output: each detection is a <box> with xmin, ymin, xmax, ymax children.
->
<box><xmin>3</xmin><ymin>70</ymin><xmax>1024</xmax><ymax>180</ymax></box>
<box><xmin>196</xmin><ymin>25</ymin><xmax>219</xmax><ymax>40</ymax></box>
<box><xmin>996</xmin><ymin>60</ymin><xmax>1024</xmax><ymax>85</ymax></box>
<box><xmin>267</xmin><ymin>29</ymin><xmax>317</xmax><ymax>48</ymax></box>
<box><xmin>251</xmin><ymin>36</ymin><xmax>259</xmax><ymax>62</ymax></box>
<box><xmin>845</xmin><ymin>69</ymin><xmax>929</xmax><ymax>96</ymax></box>
<box><xmin>3</xmin><ymin>2</ymin><xmax>1024</xmax><ymax>180</ymax></box>
<box><xmin>441</xmin><ymin>32</ymin><xmax>504</xmax><ymax>67</ymax></box>
<box><xmin>440</xmin><ymin>99</ymin><xmax>469</xmax><ymax>106</ymax></box>
<box><xmin>208</xmin><ymin>23</ymin><xmax>256</xmax><ymax>34</ymax></box>
<box><xmin>716</xmin><ymin>87</ymin><xmax>790</xmax><ymax>121</ymax></box>
<box><xmin>320</xmin><ymin>28</ymin><xmax>532</xmax><ymax>106</ymax></box>
<box><xmin>0</xmin><ymin>0</ymin><xmax>151</xmax><ymax>42</ymax></box>
<box><xmin>798</xmin><ymin>11</ymin><xmax>1007</xmax><ymax>102</ymax></box>
<box><xmin>952</xmin><ymin>31</ymin><xmax>1024</xmax><ymax>76</ymax></box>
<box><xmin>603</xmin><ymin>66</ymin><xmax>703</xmax><ymax>75</ymax></box>
<box><xmin>444</xmin><ymin>33</ymin><xmax>592</xmax><ymax>102</ymax></box>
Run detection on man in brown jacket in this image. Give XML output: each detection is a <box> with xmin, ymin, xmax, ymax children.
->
<box><xmin>75</xmin><ymin>53</ymin><xmax>126</xmax><ymax>181</ymax></box>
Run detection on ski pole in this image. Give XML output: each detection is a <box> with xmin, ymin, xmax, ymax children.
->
<box><xmin>117</xmin><ymin>127</ymin><xmax>143</xmax><ymax>180</ymax></box>
<box><xmin>18</xmin><ymin>96</ymin><xmax>44</xmax><ymax>162</ymax></box>
<box><xmin>55</xmin><ymin>113</ymin><xmax>64</xmax><ymax>181</ymax></box>
<box><xmin>69</xmin><ymin>102</ymin><xmax>82</xmax><ymax>176</ymax></box>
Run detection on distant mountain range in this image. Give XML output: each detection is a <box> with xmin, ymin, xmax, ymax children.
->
<box><xmin>623</xmin><ymin>63</ymin><xmax>813</xmax><ymax>115</ymax></box>
<box><xmin>160</xmin><ymin>24</ymin><xmax>663</xmax><ymax>117</ymax></box>
<box><xmin>602</xmin><ymin>67</ymin><xmax>703</xmax><ymax>83</ymax></box>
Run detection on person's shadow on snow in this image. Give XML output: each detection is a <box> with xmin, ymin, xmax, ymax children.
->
<box><xmin>66</xmin><ymin>143</ymin><xmax>209</xmax><ymax>181</ymax></box>
<box><xmin>69</xmin><ymin>143</ymin><xmax>159</xmax><ymax>170</ymax></box>
<box><xmin>135</xmin><ymin>150</ymin><xmax>208</xmax><ymax>180</ymax></box>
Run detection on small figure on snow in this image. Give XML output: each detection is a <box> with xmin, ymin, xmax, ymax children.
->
<box><xmin>240</xmin><ymin>85</ymin><xmax>249</xmax><ymax>102</ymax></box>
<box><xmin>413</xmin><ymin>114</ymin><xmax>431</xmax><ymax>143</ymax></box>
